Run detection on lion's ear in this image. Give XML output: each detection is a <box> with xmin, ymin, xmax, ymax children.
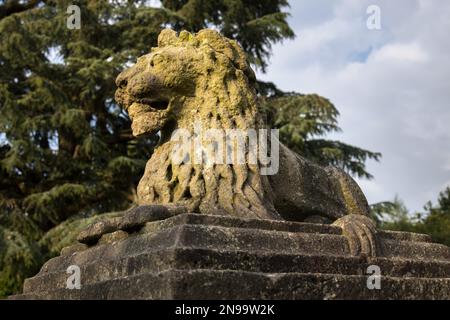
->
<box><xmin>158</xmin><ymin>29</ymin><xmax>178</xmax><ymax>47</ymax></box>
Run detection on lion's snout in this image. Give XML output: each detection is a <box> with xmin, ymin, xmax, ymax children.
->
<box><xmin>116</xmin><ymin>67</ymin><xmax>171</xmax><ymax>110</ymax></box>
<box><xmin>127</xmin><ymin>73</ymin><xmax>166</xmax><ymax>100</ymax></box>
<box><xmin>114</xmin><ymin>62</ymin><xmax>174</xmax><ymax>137</ymax></box>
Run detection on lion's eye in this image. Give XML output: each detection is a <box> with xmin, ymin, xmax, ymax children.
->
<box><xmin>149</xmin><ymin>54</ymin><xmax>164</xmax><ymax>68</ymax></box>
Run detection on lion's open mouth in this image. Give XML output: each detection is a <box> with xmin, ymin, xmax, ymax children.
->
<box><xmin>138</xmin><ymin>98</ymin><xmax>170</xmax><ymax>110</ymax></box>
<box><xmin>127</xmin><ymin>98</ymin><xmax>170</xmax><ymax>121</ymax></box>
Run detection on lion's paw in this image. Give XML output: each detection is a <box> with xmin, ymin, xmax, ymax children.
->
<box><xmin>332</xmin><ymin>214</ymin><xmax>380</xmax><ymax>257</ymax></box>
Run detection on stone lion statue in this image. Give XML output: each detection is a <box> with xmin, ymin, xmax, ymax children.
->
<box><xmin>114</xmin><ymin>29</ymin><xmax>377</xmax><ymax>255</ymax></box>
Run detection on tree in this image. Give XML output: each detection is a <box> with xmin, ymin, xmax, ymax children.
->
<box><xmin>370</xmin><ymin>196</ymin><xmax>417</xmax><ymax>230</ymax></box>
<box><xmin>0</xmin><ymin>0</ymin><xmax>380</xmax><ymax>296</ymax></box>
<box><xmin>415</xmin><ymin>187</ymin><xmax>450</xmax><ymax>246</ymax></box>
<box><xmin>374</xmin><ymin>188</ymin><xmax>450</xmax><ymax>247</ymax></box>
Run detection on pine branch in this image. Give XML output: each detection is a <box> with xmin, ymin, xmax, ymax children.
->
<box><xmin>0</xmin><ymin>0</ymin><xmax>42</xmax><ymax>20</ymax></box>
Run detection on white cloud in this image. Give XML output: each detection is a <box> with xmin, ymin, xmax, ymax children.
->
<box><xmin>370</xmin><ymin>42</ymin><xmax>428</xmax><ymax>63</ymax></box>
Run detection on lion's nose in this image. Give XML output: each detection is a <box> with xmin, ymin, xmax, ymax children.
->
<box><xmin>128</xmin><ymin>73</ymin><xmax>164</xmax><ymax>98</ymax></box>
<box><xmin>116</xmin><ymin>64</ymin><xmax>142</xmax><ymax>89</ymax></box>
<box><xmin>116</xmin><ymin>71</ymin><xmax>128</xmax><ymax>89</ymax></box>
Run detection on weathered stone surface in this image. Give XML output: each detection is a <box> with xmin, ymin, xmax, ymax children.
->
<box><xmin>98</xmin><ymin>231</ymin><xmax>129</xmax><ymax>245</ymax></box>
<box><xmin>14</xmin><ymin>270</ymin><xmax>450</xmax><ymax>300</ymax></box>
<box><xmin>13</xmin><ymin>213</ymin><xmax>450</xmax><ymax>300</ymax></box>
<box><xmin>141</xmin><ymin>213</ymin><xmax>343</xmax><ymax>235</ymax></box>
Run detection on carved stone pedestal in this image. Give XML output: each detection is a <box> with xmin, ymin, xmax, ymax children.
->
<box><xmin>12</xmin><ymin>210</ymin><xmax>450</xmax><ymax>299</ymax></box>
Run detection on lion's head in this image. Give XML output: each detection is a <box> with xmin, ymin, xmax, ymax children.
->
<box><xmin>115</xmin><ymin>29</ymin><xmax>256</xmax><ymax>137</ymax></box>
<box><xmin>115</xmin><ymin>29</ymin><xmax>278</xmax><ymax>221</ymax></box>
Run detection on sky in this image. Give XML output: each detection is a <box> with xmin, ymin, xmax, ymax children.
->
<box><xmin>257</xmin><ymin>0</ymin><xmax>450</xmax><ymax>212</ymax></box>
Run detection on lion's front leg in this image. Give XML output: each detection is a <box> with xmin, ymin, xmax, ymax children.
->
<box><xmin>77</xmin><ymin>204</ymin><xmax>187</xmax><ymax>245</ymax></box>
<box><xmin>325</xmin><ymin>167</ymin><xmax>381</xmax><ymax>257</ymax></box>
<box><xmin>119</xmin><ymin>204</ymin><xmax>188</xmax><ymax>231</ymax></box>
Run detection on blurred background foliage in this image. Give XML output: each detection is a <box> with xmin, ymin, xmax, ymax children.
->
<box><xmin>370</xmin><ymin>188</ymin><xmax>450</xmax><ymax>248</ymax></box>
<box><xmin>0</xmin><ymin>0</ymin><xmax>448</xmax><ymax>297</ymax></box>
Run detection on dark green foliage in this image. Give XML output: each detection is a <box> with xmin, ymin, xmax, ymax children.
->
<box><xmin>436</xmin><ymin>187</ymin><xmax>450</xmax><ymax>212</ymax></box>
<box><xmin>0</xmin><ymin>1</ymin><xmax>153</xmax><ymax>235</ymax></box>
<box><xmin>415</xmin><ymin>213</ymin><xmax>450</xmax><ymax>247</ymax></box>
<box><xmin>0</xmin><ymin>226</ymin><xmax>43</xmax><ymax>297</ymax></box>
<box><xmin>415</xmin><ymin>188</ymin><xmax>450</xmax><ymax>246</ymax></box>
